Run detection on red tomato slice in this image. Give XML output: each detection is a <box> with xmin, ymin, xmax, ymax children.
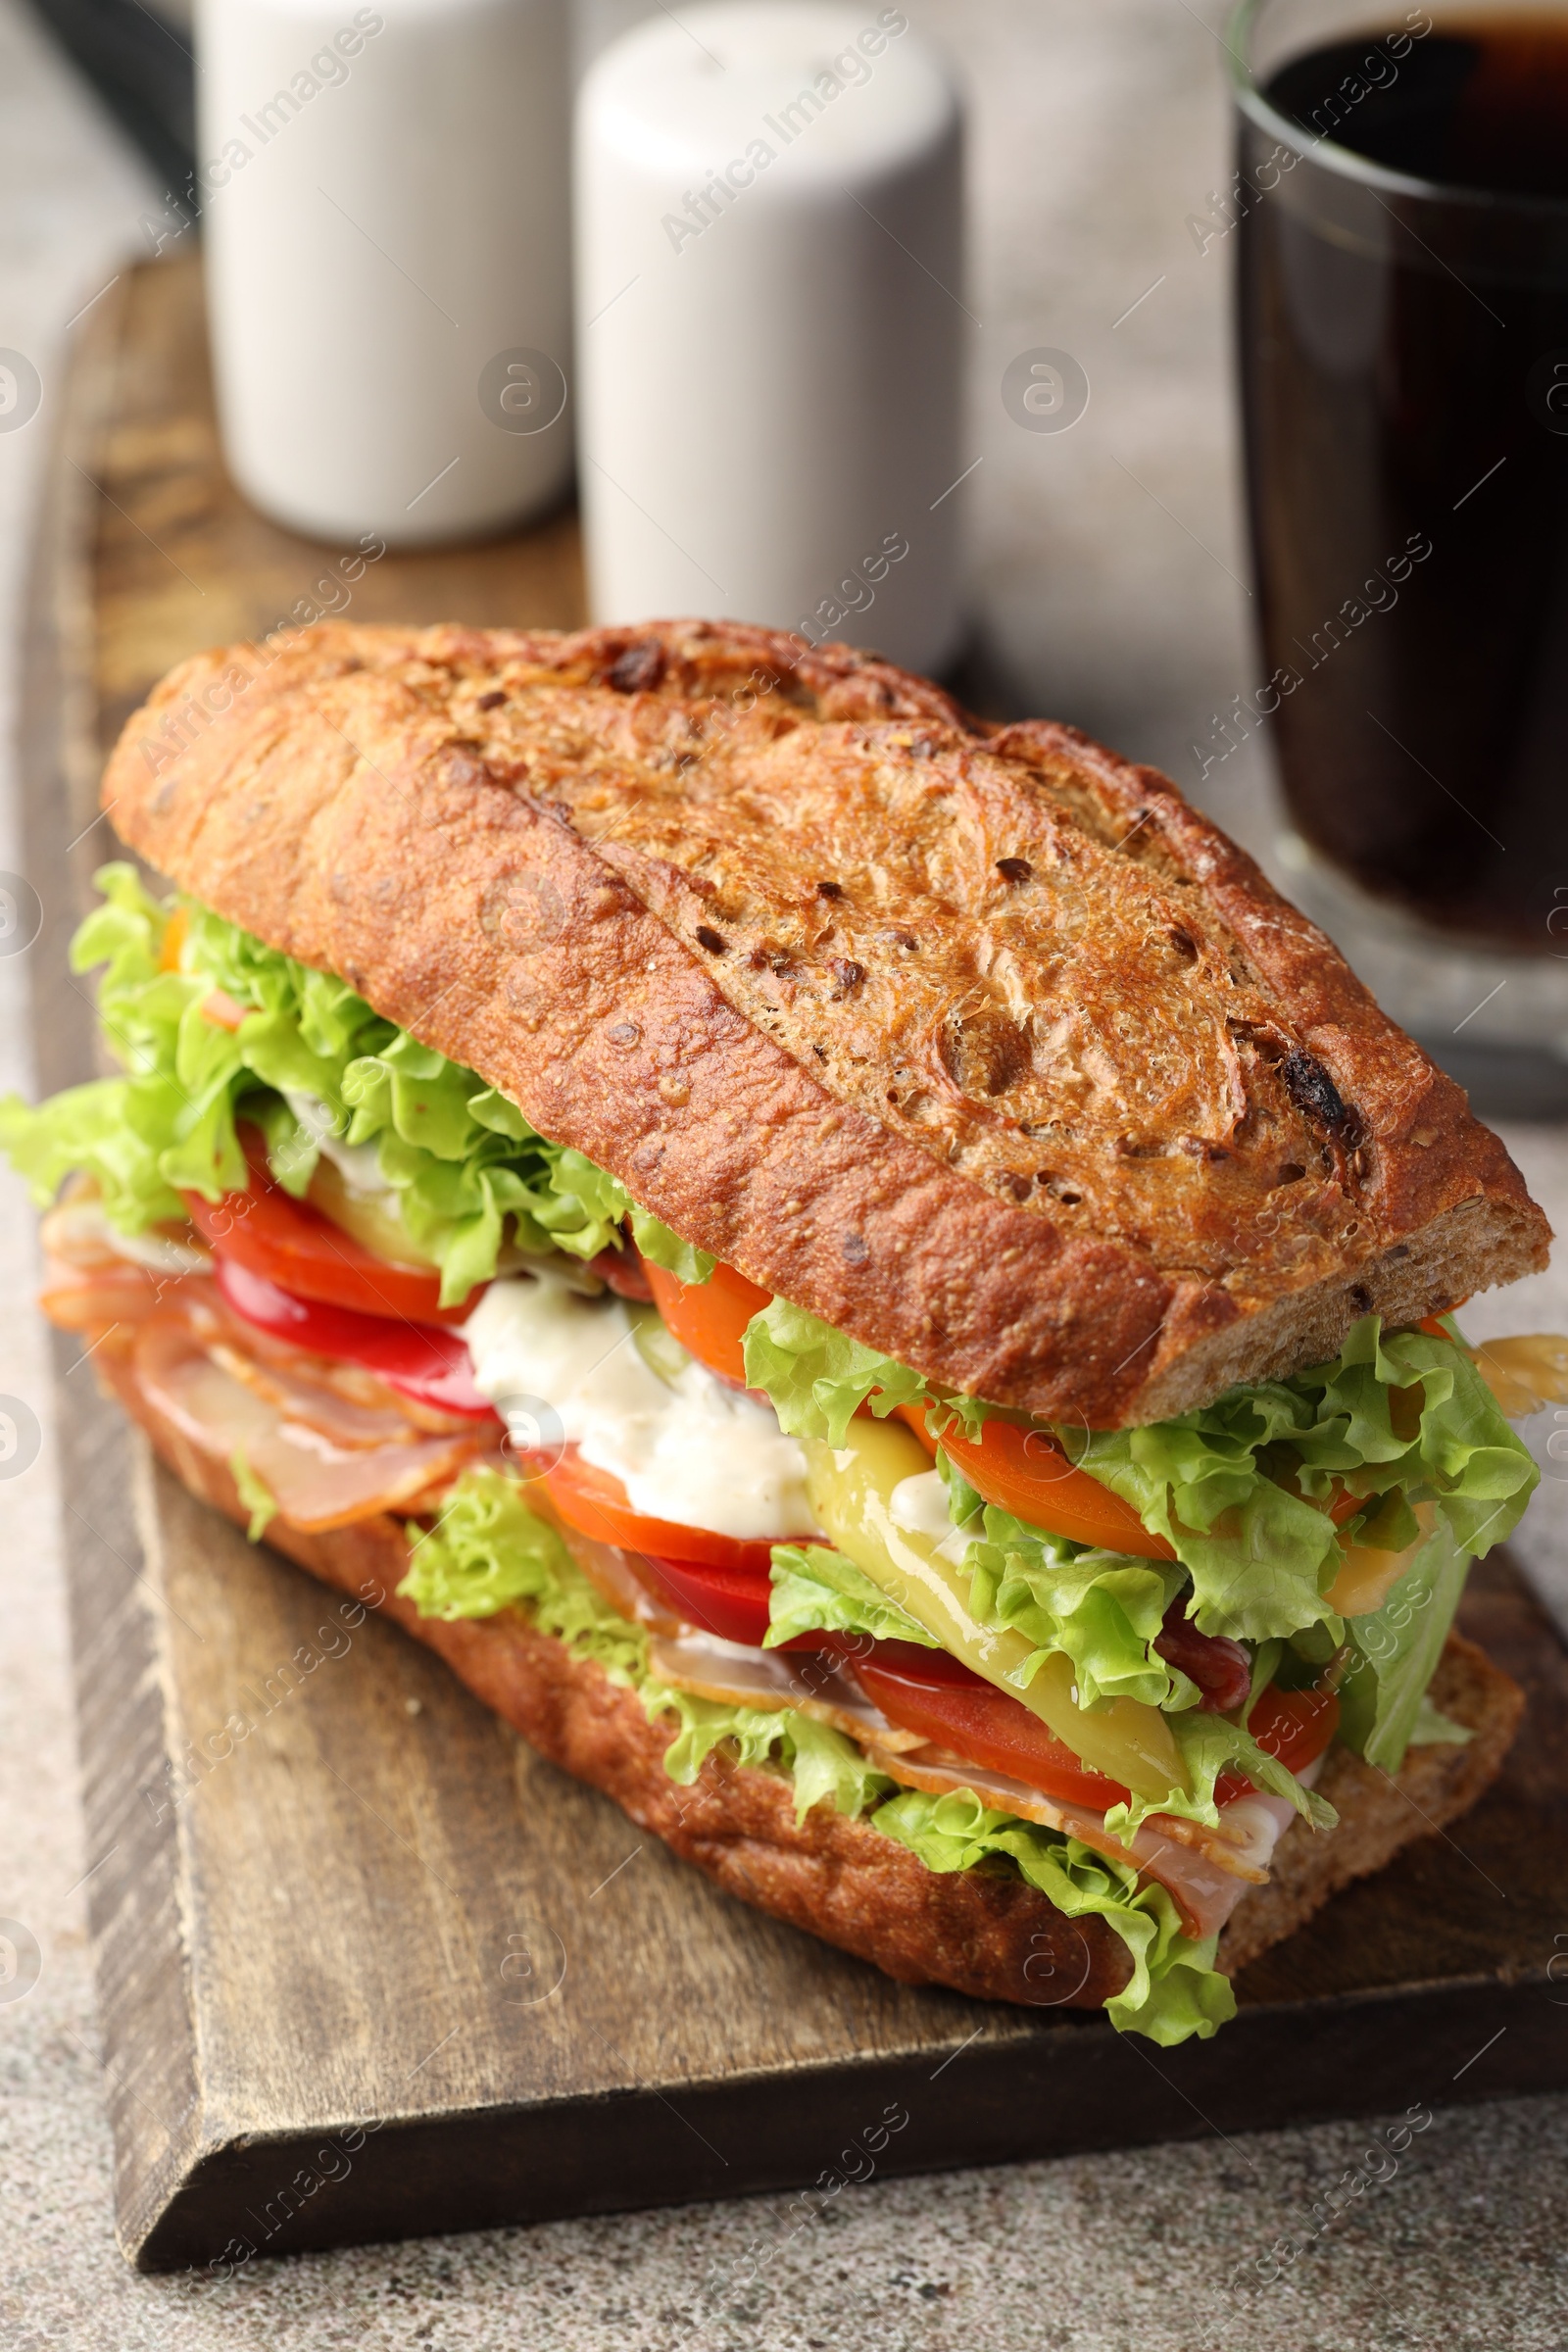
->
<box><xmin>848</xmin><ymin>1640</ymin><xmax>1134</xmax><ymax>1808</ymax></box>
<box><xmin>182</xmin><ymin>1126</ymin><xmax>473</xmax><ymax>1324</ymax></box>
<box><xmin>214</xmin><ymin>1255</ymin><xmax>501</xmax><ymax>1421</ymax></box>
<box><xmin>643</xmin><ymin>1258</ymin><xmax>771</xmax><ymax>1389</ymax></box>
<box><xmin>542</xmin><ymin>1445</ymin><xmax>781</xmax><ymax>1576</ymax></box>
<box><xmin>1214</xmin><ymin>1685</ymin><xmax>1340</xmax><ymax>1803</ymax></box>
<box><xmin>931</xmin><ymin>1414</ymin><xmax>1177</xmax><ymax>1561</ymax></box>
<box><xmin>615</xmin><ymin>1551</ymin><xmax>822</xmax><ymax>1650</ymax></box>
<box><xmin>635</xmin><ymin>1553</ymin><xmax>775</xmax><ymax>1644</ymax></box>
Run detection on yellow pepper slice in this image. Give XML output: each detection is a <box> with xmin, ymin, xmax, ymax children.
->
<box><xmin>1326</xmin><ymin>1500</ymin><xmax>1436</xmax><ymax>1617</ymax></box>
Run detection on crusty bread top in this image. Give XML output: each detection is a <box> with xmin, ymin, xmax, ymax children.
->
<box><xmin>100</xmin><ymin>617</ymin><xmax>1548</xmax><ymax>1427</ymax></box>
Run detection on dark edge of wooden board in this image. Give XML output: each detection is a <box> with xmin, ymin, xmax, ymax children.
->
<box><xmin>19</xmin><ymin>272</ymin><xmax>214</xmax><ymax>2250</ymax></box>
<box><xmin>19</xmin><ymin>258</ymin><xmax>1568</xmax><ymax>2275</ymax></box>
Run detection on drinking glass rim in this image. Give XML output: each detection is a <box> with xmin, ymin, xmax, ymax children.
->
<box><xmin>1226</xmin><ymin>0</ymin><xmax>1568</xmax><ymax>218</ymax></box>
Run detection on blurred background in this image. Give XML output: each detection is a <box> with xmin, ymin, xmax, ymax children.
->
<box><xmin>10</xmin><ymin>0</ymin><xmax>1273</xmax><ymax>795</ymax></box>
<box><xmin>4</xmin><ymin>1</ymin><xmax>1568</xmax><ymax>2338</ymax></box>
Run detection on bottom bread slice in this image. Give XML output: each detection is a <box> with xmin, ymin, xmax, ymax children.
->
<box><xmin>111</xmin><ymin>1361</ymin><xmax>1525</xmax><ymax>2012</ymax></box>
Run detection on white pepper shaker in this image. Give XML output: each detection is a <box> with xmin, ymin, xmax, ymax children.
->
<box><xmin>196</xmin><ymin>0</ymin><xmax>573</xmax><ymax>546</ymax></box>
<box><xmin>575</xmin><ymin>2</ymin><xmax>966</xmax><ymax>672</ymax></box>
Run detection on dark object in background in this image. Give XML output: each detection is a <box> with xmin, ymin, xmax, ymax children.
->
<box><xmin>1237</xmin><ymin>13</ymin><xmax>1568</xmax><ymax>953</ymax></box>
<box><xmin>25</xmin><ymin>0</ymin><xmax>196</xmax><ymax>193</ymax></box>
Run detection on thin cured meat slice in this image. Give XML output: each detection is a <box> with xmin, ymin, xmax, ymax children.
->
<box><xmin>645</xmin><ymin>1629</ymin><xmax>928</xmax><ymax>1752</ymax></box>
<box><xmin>205</xmin><ymin>1335</ymin><xmax>445</xmax><ymax>1451</ymax></box>
<box><xmin>132</xmin><ymin>1311</ymin><xmax>479</xmax><ymax>1531</ymax></box>
<box><xmin>38</xmin><ymin>1254</ymin><xmax>169</xmax><ymax>1333</ymax></box>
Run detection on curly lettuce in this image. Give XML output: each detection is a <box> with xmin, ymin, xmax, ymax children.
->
<box><xmin>764</xmin><ymin>1542</ymin><xmax>938</xmax><ymax>1650</ymax></box>
<box><xmin>742</xmin><ymin>1297</ymin><xmax>987</xmax><ymax>1446</ymax></box>
<box><xmin>873</xmin><ymin>1789</ymin><xmax>1236</xmax><ymax>2045</ymax></box>
<box><xmin>937</xmin><ymin>1459</ymin><xmax>1191</xmax><ymax>1711</ymax></box>
<box><xmin>0</xmin><ymin>867</ymin><xmax>709</xmax><ymax>1303</ymax></box>
<box><xmin>1075</xmin><ymin>1318</ymin><xmax>1536</xmax><ymax>1643</ymax></box>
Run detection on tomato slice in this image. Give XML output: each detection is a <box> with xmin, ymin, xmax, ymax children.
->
<box><xmin>1214</xmin><ymin>1685</ymin><xmax>1340</xmax><ymax>1803</ymax></box>
<box><xmin>848</xmin><ymin>1640</ymin><xmax>1134</xmax><ymax>1808</ymax></box>
<box><xmin>634</xmin><ymin>1553</ymin><xmax>775</xmax><ymax>1644</ymax></box>
<box><xmin>182</xmin><ymin>1127</ymin><xmax>474</xmax><ymax>1324</ymax></box>
<box><xmin>542</xmin><ymin>1445</ymin><xmax>781</xmax><ymax>1576</ymax></box>
<box><xmin>214</xmin><ymin>1255</ymin><xmax>501</xmax><ymax>1420</ymax></box>
<box><xmin>643</xmin><ymin>1258</ymin><xmax>771</xmax><ymax>1389</ymax></box>
<box><xmin>931</xmin><ymin>1415</ymin><xmax>1177</xmax><ymax>1560</ymax></box>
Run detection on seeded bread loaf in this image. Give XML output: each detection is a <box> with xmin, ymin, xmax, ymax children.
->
<box><xmin>101</xmin><ymin>617</ymin><xmax>1548</xmax><ymax>1427</ymax></box>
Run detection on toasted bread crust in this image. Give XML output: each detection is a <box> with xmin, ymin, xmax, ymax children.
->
<box><xmin>100</xmin><ymin>618</ymin><xmax>1547</xmax><ymax>1424</ymax></box>
<box><xmin>105</xmin><ymin>1348</ymin><xmax>1523</xmax><ymax>2012</ymax></box>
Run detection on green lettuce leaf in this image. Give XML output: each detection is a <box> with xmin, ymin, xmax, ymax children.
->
<box><xmin>764</xmin><ymin>1543</ymin><xmax>940</xmax><ymax>1649</ymax></box>
<box><xmin>1336</xmin><ymin>1512</ymin><xmax>1471</xmax><ymax>1773</ymax></box>
<box><xmin>1103</xmin><ymin>1705</ymin><xmax>1336</xmax><ymax>1845</ymax></box>
<box><xmin>0</xmin><ymin>868</ymin><xmax>710</xmax><ymax>1303</ymax></box>
<box><xmin>938</xmin><ymin>1459</ymin><xmax>1192</xmax><ymax>1711</ymax></box>
<box><xmin>228</xmin><ymin>1448</ymin><xmax>277</xmax><ymax>1543</ymax></box>
<box><xmin>742</xmin><ymin>1298</ymin><xmax>987</xmax><ymax>1446</ymax></box>
<box><xmin>659</xmin><ymin>1690</ymin><xmax>891</xmax><ymax>1821</ymax></box>
<box><xmin>1410</xmin><ymin>1693</ymin><xmax>1473</xmax><ymax>1748</ymax></box>
<box><xmin>401</xmin><ymin>1465</ymin><xmax>649</xmax><ymax>1679</ymax></box>
<box><xmin>873</xmin><ymin>1788</ymin><xmax>1236</xmax><ymax>2044</ymax></box>
<box><xmin>1075</xmin><ymin>1318</ymin><xmax>1536</xmax><ymax>1642</ymax></box>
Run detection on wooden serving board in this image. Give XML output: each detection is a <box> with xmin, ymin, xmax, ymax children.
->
<box><xmin>23</xmin><ymin>256</ymin><xmax>1568</xmax><ymax>2272</ymax></box>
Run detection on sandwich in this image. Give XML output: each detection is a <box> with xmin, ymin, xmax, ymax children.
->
<box><xmin>6</xmin><ymin>615</ymin><xmax>1561</xmax><ymax>2046</ymax></box>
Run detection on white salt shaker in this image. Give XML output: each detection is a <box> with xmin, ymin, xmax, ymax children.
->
<box><xmin>575</xmin><ymin>2</ymin><xmax>966</xmax><ymax>674</ymax></box>
<box><xmin>196</xmin><ymin>0</ymin><xmax>572</xmax><ymax>546</ymax></box>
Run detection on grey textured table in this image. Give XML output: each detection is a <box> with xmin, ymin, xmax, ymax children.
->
<box><xmin>2</xmin><ymin>3</ymin><xmax>1566</xmax><ymax>2346</ymax></box>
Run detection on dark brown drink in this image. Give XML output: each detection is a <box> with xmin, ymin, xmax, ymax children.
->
<box><xmin>1238</xmin><ymin>15</ymin><xmax>1568</xmax><ymax>950</ymax></box>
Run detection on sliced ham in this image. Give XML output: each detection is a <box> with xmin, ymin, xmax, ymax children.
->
<box><xmin>552</xmin><ymin>1520</ymin><xmax>687</xmax><ymax>1634</ymax></box>
<box><xmin>132</xmin><ymin>1312</ymin><xmax>481</xmax><ymax>1531</ymax></box>
<box><xmin>38</xmin><ymin>1254</ymin><xmax>169</xmax><ymax>1332</ymax></box>
<box><xmin>204</xmin><ymin>1335</ymin><xmax>444</xmax><ymax>1450</ymax></box>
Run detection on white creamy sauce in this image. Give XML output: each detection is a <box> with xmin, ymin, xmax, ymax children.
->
<box><xmin>463</xmin><ymin>1274</ymin><xmax>817</xmax><ymax>1540</ymax></box>
<box><xmin>889</xmin><ymin>1468</ymin><xmax>972</xmax><ymax>1565</ymax></box>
